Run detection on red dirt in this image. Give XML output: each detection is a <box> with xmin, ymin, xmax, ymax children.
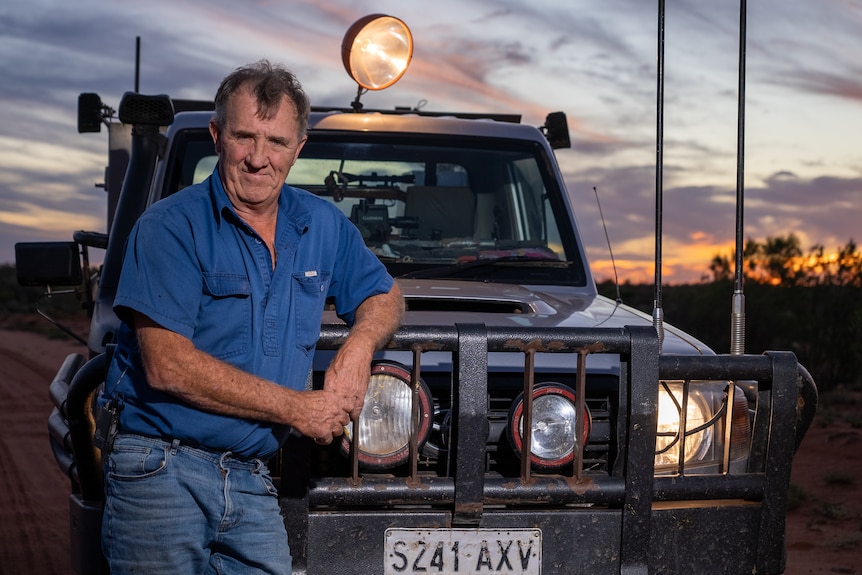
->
<box><xmin>785</xmin><ymin>405</ymin><xmax>862</xmax><ymax>574</ymax></box>
<box><xmin>0</xmin><ymin>329</ymin><xmax>81</xmax><ymax>574</ymax></box>
<box><xmin>0</xmin><ymin>328</ymin><xmax>859</xmax><ymax>574</ymax></box>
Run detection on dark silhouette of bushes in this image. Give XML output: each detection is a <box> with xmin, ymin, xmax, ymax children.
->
<box><xmin>5</xmin><ymin>232</ymin><xmax>860</xmax><ymax>392</ymax></box>
<box><xmin>0</xmin><ymin>263</ymin><xmax>89</xmax><ymax>335</ymax></box>
<box><xmin>598</xmin><ymin>234</ymin><xmax>862</xmax><ymax>392</ymax></box>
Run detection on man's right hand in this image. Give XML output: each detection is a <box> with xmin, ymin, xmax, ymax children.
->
<box><xmin>290</xmin><ymin>390</ymin><xmax>354</xmax><ymax>444</ymax></box>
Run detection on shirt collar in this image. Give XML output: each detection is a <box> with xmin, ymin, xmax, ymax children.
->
<box><xmin>207</xmin><ymin>165</ymin><xmax>312</xmax><ymax>237</ymax></box>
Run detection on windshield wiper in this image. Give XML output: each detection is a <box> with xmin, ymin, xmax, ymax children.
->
<box><xmin>397</xmin><ymin>255</ymin><xmax>565</xmax><ymax>280</ymax></box>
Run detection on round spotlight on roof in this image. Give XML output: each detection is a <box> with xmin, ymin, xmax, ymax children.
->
<box><xmin>341</xmin><ymin>14</ymin><xmax>413</xmax><ymax>108</ymax></box>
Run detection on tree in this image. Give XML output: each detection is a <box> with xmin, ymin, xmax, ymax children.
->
<box><xmin>708</xmin><ymin>254</ymin><xmax>732</xmax><ymax>282</ymax></box>
<box><xmin>704</xmin><ymin>235</ymin><xmax>862</xmax><ymax>389</ymax></box>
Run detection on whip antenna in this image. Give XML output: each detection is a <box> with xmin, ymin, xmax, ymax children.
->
<box><xmin>593</xmin><ymin>186</ymin><xmax>622</xmax><ymax>304</ymax></box>
<box><xmin>652</xmin><ymin>0</ymin><xmax>666</xmax><ymax>350</ymax></box>
<box><xmin>731</xmin><ymin>0</ymin><xmax>748</xmax><ymax>355</ymax></box>
<box><xmin>135</xmin><ymin>36</ymin><xmax>141</xmax><ymax>93</ymax></box>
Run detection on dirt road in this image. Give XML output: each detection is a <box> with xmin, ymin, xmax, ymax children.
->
<box><xmin>0</xmin><ymin>330</ymin><xmax>80</xmax><ymax>574</ymax></box>
<box><xmin>0</xmin><ymin>328</ymin><xmax>858</xmax><ymax>574</ymax></box>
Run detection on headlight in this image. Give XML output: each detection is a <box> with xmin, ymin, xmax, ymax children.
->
<box><xmin>507</xmin><ymin>383</ymin><xmax>591</xmax><ymax>470</ymax></box>
<box><xmin>655</xmin><ymin>381</ymin><xmax>751</xmax><ymax>473</ymax></box>
<box><xmin>655</xmin><ymin>382</ymin><xmax>713</xmax><ymax>468</ymax></box>
<box><xmin>341</xmin><ymin>360</ymin><xmax>432</xmax><ymax>470</ymax></box>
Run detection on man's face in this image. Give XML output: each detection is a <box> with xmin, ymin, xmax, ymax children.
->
<box><xmin>209</xmin><ymin>86</ymin><xmax>307</xmax><ymax>212</ymax></box>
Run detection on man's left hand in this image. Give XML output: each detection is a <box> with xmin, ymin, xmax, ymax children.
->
<box><xmin>323</xmin><ymin>343</ymin><xmax>372</xmax><ymax>419</ymax></box>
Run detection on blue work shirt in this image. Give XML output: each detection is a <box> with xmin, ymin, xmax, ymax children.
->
<box><xmin>104</xmin><ymin>167</ymin><xmax>394</xmax><ymax>459</ymax></box>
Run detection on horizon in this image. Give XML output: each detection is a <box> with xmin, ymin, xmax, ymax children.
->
<box><xmin>2</xmin><ymin>0</ymin><xmax>860</xmax><ymax>284</ymax></box>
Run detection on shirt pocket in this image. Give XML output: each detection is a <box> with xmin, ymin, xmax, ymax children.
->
<box><xmin>293</xmin><ymin>270</ymin><xmax>331</xmax><ymax>352</ymax></box>
<box><xmin>200</xmin><ymin>272</ymin><xmax>251</xmax><ymax>359</ymax></box>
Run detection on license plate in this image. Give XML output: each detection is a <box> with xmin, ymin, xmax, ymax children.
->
<box><xmin>384</xmin><ymin>528</ymin><xmax>542</xmax><ymax>574</ymax></box>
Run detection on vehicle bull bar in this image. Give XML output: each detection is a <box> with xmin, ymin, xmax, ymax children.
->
<box><xmin>46</xmin><ymin>323</ymin><xmax>815</xmax><ymax>575</ymax></box>
<box><xmin>279</xmin><ymin>323</ymin><xmax>815</xmax><ymax>575</ymax></box>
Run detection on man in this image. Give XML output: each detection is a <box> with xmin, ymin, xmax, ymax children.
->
<box><xmin>98</xmin><ymin>60</ymin><xmax>403</xmax><ymax>574</ymax></box>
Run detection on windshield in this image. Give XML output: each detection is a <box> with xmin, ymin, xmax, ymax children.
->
<box><xmin>165</xmin><ymin>128</ymin><xmax>586</xmax><ymax>286</ymax></box>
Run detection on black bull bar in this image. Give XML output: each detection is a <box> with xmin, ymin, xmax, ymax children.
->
<box><xmin>49</xmin><ymin>324</ymin><xmax>816</xmax><ymax>574</ymax></box>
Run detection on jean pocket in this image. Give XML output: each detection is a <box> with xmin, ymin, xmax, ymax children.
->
<box><xmin>256</xmin><ymin>470</ymin><xmax>279</xmax><ymax>498</ymax></box>
<box><xmin>108</xmin><ymin>443</ymin><xmax>168</xmax><ymax>481</ymax></box>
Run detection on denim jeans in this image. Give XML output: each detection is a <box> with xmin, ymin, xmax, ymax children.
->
<box><xmin>102</xmin><ymin>434</ymin><xmax>292</xmax><ymax>575</ymax></box>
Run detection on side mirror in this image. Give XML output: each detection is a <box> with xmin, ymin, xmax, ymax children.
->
<box><xmin>543</xmin><ymin>111</ymin><xmax>571</xmax><ymax>150</ymax></box>
<box><xmin>78</xmin><ymin>93</ymin><xmax>104</xmax><ymax>133</ymax></box>
<box><xmin>15</xmin><ymin>242</ymin><xmax>83</xmax><ymax>287</ymax></box>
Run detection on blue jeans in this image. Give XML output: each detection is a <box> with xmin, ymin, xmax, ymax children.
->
<box><xmin>102</xmin><ymin>434</ymin><xmax>292</xmax><ymax>575</ymax></box>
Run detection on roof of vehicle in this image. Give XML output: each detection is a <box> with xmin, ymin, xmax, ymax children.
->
<box><xmin>168</xmin><ymin>107</ymin><xmax>549</xmax><ymax>144</ymax></box>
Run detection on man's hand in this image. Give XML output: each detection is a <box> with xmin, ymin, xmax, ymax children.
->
<box><xmin>324</xmin><ymin>344</ymin><xmax>373</xmax><ymax>419</ymax></box>
<box><xmin>324</xmin><ymin>284</ymin><xmax>404</xmax><ymax>418</ymax></box>
<box><xmin>288</xmin><ymin>390</ymin><xmax>354</xmax><ymax>444</ymax></box>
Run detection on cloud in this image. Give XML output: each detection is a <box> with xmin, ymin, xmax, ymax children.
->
<box><xmin>0</xmin><ymin>0</ymin><xmax>860</xmax><ymax>288</ymax></box>
<box><xmin>775</xmin><ymin>70</ymin><xmax>862</xmax><ymax>103</ymax></box>
<box><xmin>570</xmin><ymin>160</ymin><xmax>862</xmax><ymax>284</ymax></box>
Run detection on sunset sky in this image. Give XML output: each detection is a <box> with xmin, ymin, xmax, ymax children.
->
<box><xmin>1</xmin><ymin>0</ymin><xmax>860</xmax><ymax>284</ymax></box>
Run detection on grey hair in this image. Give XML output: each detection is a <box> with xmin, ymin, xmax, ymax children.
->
<box><xmin>213</xmin><ymin>60</ymin><xmax>310</xmax><ymax>137</ymax></box>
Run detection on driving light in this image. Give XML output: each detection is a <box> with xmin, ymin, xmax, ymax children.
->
<box><xmin>342</xmin><ymin>14</ymin><xmax>413</xmax><ymax>91</ymax></box>
<box><xmin>341</xmin><ymin>360</ymin><xmax>432</xmax><ymax>470</ymax></box>
<box><xmin>655</xmin><ymin>382</ymin><xmax>713</xmax><ymax>468</ymax></box>
<box><xmin>654</xmin><ymin>381</ymin><xmax>752</xmax><ymax>474</ymax></box>
<box><xmin>507</xmin><ymin>383</ymin><xmax>591</xmax><ymax>470</ymax></box>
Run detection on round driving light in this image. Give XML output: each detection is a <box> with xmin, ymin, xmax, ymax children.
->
<box><xmin>341</xmin><ymin>14</ymin><xmax>413</xmax><ymax>90</ymax></box>
<box><xmin>654</xmin><ymin>382</ymin><xmax>713</xmax><ymax>468</ymax></box>
<box><xmin>508</xmin><ymin>383</ymin><xmax>591</xmax><ymax>470</ymax></box>
<box><xmin>341</xmin><ymin>360</ymin><xmax>432</xmax><ymax>469</ymax></box>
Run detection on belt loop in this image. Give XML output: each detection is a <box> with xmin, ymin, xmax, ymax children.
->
<box><xmin>170</xmin><ymin>438</ymin><xmax>180</xmax><ymax>456</ymax></box>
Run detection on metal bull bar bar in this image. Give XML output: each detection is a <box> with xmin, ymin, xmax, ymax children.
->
<box><xmin>307</xmin><ymin>323</ymin><xmax>806</xmax><ymax>573</ymax></box>
<box><xmin>314</xmin><ymin>323</ymin><xmax>657</xmax><ymax>497</ymax></box>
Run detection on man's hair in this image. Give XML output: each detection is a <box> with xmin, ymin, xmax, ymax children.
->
<box><xmin>213</xmin><ymin>60</ymin><xmax>310</xmax><ymax>137</ymax></box>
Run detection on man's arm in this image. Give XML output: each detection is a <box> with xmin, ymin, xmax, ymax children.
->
<box><xmin>134</xmin><ymin>312</ymin><xmax>353</xmax><ymax>442</ymax></box>
<box><xmin>324</xmin><ymin>282</ymin><xmax>405</xmax><ymax>418</ymax></box>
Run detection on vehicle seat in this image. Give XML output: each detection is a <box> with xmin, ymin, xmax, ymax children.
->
<box><xmin>403</xmin><ymin>186</ymin><xmax>475</xmax><ymax>239</ymax></box>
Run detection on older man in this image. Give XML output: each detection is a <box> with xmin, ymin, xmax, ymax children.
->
<box><xmin>99</xmin><ymin>60</ymin><xmax>403</xmax><ymax>574</ymax></box>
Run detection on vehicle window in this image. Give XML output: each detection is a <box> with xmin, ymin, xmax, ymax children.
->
<box><xmin>166</xmin><ymin>131</ymin><xmax>585</xmax><ymax>285</ymax></box>
<box><xmin>290</xmin><ymin>136</ymin><xmax>584</xmax><ymax>284</ymax></box>
<box><xmin>194</xmin><ymin>156</ymin><xmax>217</xmax><ymax>184</ymax></box>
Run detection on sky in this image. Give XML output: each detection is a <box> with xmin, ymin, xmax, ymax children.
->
<box><xmin>1</xmin><ymin>0</ymin><xmax>860</xmax><ymax>284</ymax></box>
